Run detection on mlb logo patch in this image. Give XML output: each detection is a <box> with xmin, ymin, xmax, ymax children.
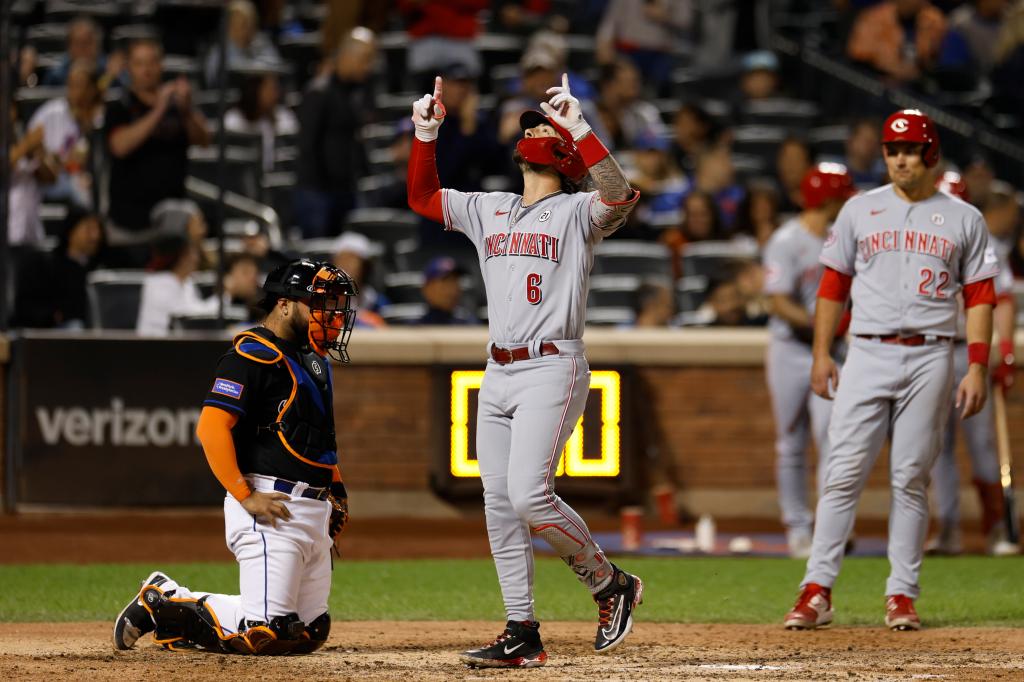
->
<box><xmin>212</xmin><ymin>378</ymin><xmax>244</xmax><ymax>399</ymax></box>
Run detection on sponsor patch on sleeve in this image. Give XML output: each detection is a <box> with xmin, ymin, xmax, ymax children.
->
<box><xmin>984</xmin><ymin>246</ymin><xmax>998</xmax><ymax>265</ymax></box>
<box><xmin>211</xmin><ymin>378</ymin><xmax>244</xmax><ymax>399</ymax></box>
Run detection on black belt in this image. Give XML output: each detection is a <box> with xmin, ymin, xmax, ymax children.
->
<box><xmin>272</xmin><ymin>478</ymin><xmax>331</xmax><ymax>500</ymax></box>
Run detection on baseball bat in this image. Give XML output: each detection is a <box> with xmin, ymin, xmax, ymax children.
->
<box><xmin>992</xmin><ymin>388</ymin><xmax>1020</xmax><ymax>544</ymax></box>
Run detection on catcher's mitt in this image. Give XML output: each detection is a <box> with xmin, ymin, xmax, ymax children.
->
<box><xmin>328</xmin><ymin>481</ymin><xmax>348</xmax><ymax>557</ymax></box>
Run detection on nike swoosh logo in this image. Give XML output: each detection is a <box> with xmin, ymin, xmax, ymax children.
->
<box><xmin>601</xmin><ymin>600</ymin><xmax>624</xmax><ymax>639</ymax></box>
<box><xmin>496</xmin><ymin>210</ymin><xmax>510</xmax><ymax>215</ymax></box>
<box><xmin>503</xmin><ymin>642</ymin><xmax>525</xmax><ymax>654</ymax></box>
<box><xmin>870</xmin><ymin>209</ymin><xmax>886</xmax><ymax>215</ymax></box>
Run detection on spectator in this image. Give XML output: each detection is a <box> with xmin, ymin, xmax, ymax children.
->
<box><xmin>398</xmin><ymin>0</ymin><xmax>487</xmax><ymax>87</ymax></box>
<box><xmin>498</xmin><ymin>48</ymin><xmax>562</xmax><ymax>145</ymax></box>
<box><xmin>596</xmin><ymin>0</ymin><xmax>694</xmax><ymax>95</ymax></box>
<box><xmin>632</xmin><ymin>280</ymin><xmax>676</xmax><ymax>327</ymax></box>
<box><xmin>433</xmin><ymin>63</ymin><xmax>502</xmax><ymax>192</ymax></box>
<box><xmin>492</xmin><ymin>1</ymin><xmax>570</xmax><ymax>35</ymax></box>
<box><xmin>522</xmin><ymin>30</ymin><xmax>597</xmax><ymax>102</ymax></box>
<box><xmin>294</xmin><ymin>27</ymin><xmax>377</xmax><ymax>239</ymax></box>
<box><xmin>224</xmin><ymin>72</ymin><xmax>299</xmax><ymax>172</ymax></box>
<box><xmin>31</xmin><ymin>60</ymin><xmax>104</xmax><ymax>209</ymax></box>
<box><xmin>732</xmin><ymin>259</ymin><xmax>769</xmax><ymax>325</ymax></box>
<box><xmin>982</xmin><ymin>182</ymin><xmax>1021</xmax><ymax>256</ymax></box>
<box><xmin>12</xmin><ymin>206</ymin><xmax>104</xmax><ymax>329</ymax></box>
<box><xmin>419</xmin><ymin>256</ymin><xmax>477</xmax><ymax>325</ymax></box>
<box><xmin>240</xmin><ymin>220</ymin><xmax>290</xmax><ymax>273</ymax></box>
<box><xmin>962</xmin><ymin>153</ymin><xmax>996</xmax><ymax>209</ymax></box>
<box><xmin>680</xmin><ymin>189</ymin><xmax>725</xmax><ymax>244</ymax></box>
<box><xmin>947</xmin><ymin>0</ymin><xmax>1008</xmax><ymax>74</ymax></box>
<box><xmin>150</xmin><ymin>198</ymin><xmax>212</xmax><ymax>269</ymax></box>
<box><xmin>42</xmin><ymin>16</ymin><xmax>124</xmax><ymax>88</ymax></box>
<box><xmin>693</xmin><ymin>276</ymin><xmax>747</xmax><ymax>326</ymax></box>
<box><xmin>332</xmin><ymin>231</ymin><xmax>388</xmax><ymax>328</ymax></box>
<box><xmin>843</xmin><ymin>118</ymin><xmax>886</xmax><ymax>190</ymax></box>
<box><xmin>733</xmin><ymin>180</ymin><xmax>781</xmax><ymax>248</ymax></box>
<box><xmin>106</xmin><ymin>38</ymin><xmax>210</xmax><ymax>251</ymax></box>
<box><xmin>595</xmin><ymin>58</ymin><xmax>668</xmax><ymax>151</ymax></box>
<box><xmin>847</xmin><ymin>0</ymin><xmax>947</xmax><ymax>83</ymax></box>
<box><xmin>776</xmin><ymin>136</ymin><xmax>813</xmax><ymax>215</ymax></box>
<box><xmin>629</xmin><ymin>131</ymin><xmax>690</xmax><ymax>232</ymax></box>
<box><xmin>670</xmin><ymin>102</ymin><xmax>718</xmax><ymax>174</ymax></box>
<box><xmin>686</xmin><ymin>144</ymin><xmax>745</xmax><ymax>229</ymax></box>
<box><xmin>738</xmin><ymin>51</ymin><xmax>781</xmax><ymax>102</ymax></box>
<box><xmin>7</xmin><ymin>104</ymin><xmax>58</xmax><ymax>247</ymax></box>
<box><xmin>205</xmin><ymin>0</ymin><xmax>283</xmax><ymax>86</ymax></box>
<box><xmin>221</xmin><ymin>252</ymin><xmax>264</xmax><ymax>320</ymax></box>
<box><xmin>136</xmin><ymin>235</ymin><xmax>214</xmax><ymax>336</ymax></box>
<box><xmin>18</xmin><ymin>45</ymin><xmax>38</xmax><ymax>88</ymax></box>
<box><xmin>991</xmin><ymin>5</ymin><xmax>1024</xmax><ymax>119</ymax></box>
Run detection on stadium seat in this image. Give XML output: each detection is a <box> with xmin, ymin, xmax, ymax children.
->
<box><xmin>739</xmin><ymin>98</ymin><xmax>820</xmax><ymax>129</ymax></box>
<box><xmin>170</xmin><ymin>310</ymin><xmax>249</xmax><ymax>331</ymax></box>
<box><xmin>15</xmin><ymin>86</ymin><xmax>64</xmax><ymax>124</ymax></box>
<box><xmin>731</xmin><ymin>126</ymin><xmax>790</xmax><ymax>165</ymax></box>
<box><xmin>25</xmin><ymin>23</ymin><xmax>68</xmax><ymax>53</ymax></box>
<box><xmin>594</xmin><ymin>241</ymin><xmax>672</xmax><ymax>277</ymax></box>
<box><xmin>193</xmin><ymin>270</ymin><xmax>217</xmax><ymax>298</ymax></box>
<box><xmin>39</xmin><ymin>203</ymin><xmax>68</xmax><ymax>238</ymax></box>
<box><xmin>261</xmin><ymin>171</ymin><xmax>295</xmax><ymax>230</ymax></box>
<box><xmin>586</xmin><ymin>307</ymin><xmax>634</xmax><ymax>327</ymax></box>
<box><xmin>380</xmin><ymin>303</ymin><xmax>426</xmax><ymax>325</ymax></box>
<box><xmin>676</xmin><ymin>275</ymin><xmax>709</xmax><ymax>313</ymax></box>
<box><xmin>86</xmin><ymin>270</ymin><xmax>147</xmax><ymax>330</ymax></box>
<box><xmin>681</xmin><ymin>241</ymin><xmax>759</xmax><ymax>279</ymax></box>
<box><xmin>289</xmin><ymin>237</ymin><xmax>384</xmax><ymax>264</ymax></box>
<box><xmin>588</xmin><ymin>274</ymin><xmax>641</xmax><ymax>309</ymax></box>
<box><xmin>383</xmin><ymin>272</ymin><xmax>425</xmax><ymax>304</ymax></box>
<box><xmin>807</xmin><ymin>125</ymin><xmax>848</xmax><ymax>159</ymax></box>
<box><xmin>187</xmin><ymin>146</ymin><xmax>261</xmax><ymax>199</ymax></box>
<box><xmin>345</xmin><ymin>209</ymin><xmax>420</xmax><ymax>249</ymax></box>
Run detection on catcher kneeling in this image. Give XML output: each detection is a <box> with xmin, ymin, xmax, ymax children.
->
<box><xmin>112</xmin><ymin>260</ymin><xmax>358</xmax><ymax>655</ymax></box>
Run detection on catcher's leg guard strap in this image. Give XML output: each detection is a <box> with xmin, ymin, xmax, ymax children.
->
<box><xmin>229</xmin><ymin>614</ymin><xmax>308</xmax><ymax>655</ymax></box>
<box><xmin>141</xmin><ymin>588</ymin><xmax>223</xmax><ymax>651</ymax></box>
<box><xmin>292</xmin><ymin>612</ymin><xmax>330</xmax><ymax>654</ymax></box>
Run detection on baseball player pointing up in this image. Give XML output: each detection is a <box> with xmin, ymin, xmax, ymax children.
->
<box><xmin>784</xmin><ymin>110</ymin><xmax>998</xmax><ymax>631</ymax></box>
<box><xmin>407</xmin><ymin>75</ymin><xmax>643</xmax><ymax>667</ymax></box>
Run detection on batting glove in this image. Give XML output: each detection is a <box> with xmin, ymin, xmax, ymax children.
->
<box><xmin>411</xmin><ymin>76</ymin><xmax>447</xmax><ymax>142</ymax></box>
<box><xmin>540</xmin><ymin>73</ymin><xmax>591</xmax><ymax>141</ymax></box>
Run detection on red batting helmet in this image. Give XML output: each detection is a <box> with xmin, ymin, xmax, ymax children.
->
<box><xmin>881</xmin><ymin>109</ymin><xmax>940</xmax><ymax>168</ymax></box>
<box><xmin>516</xmin><ymin>110</ymin><xmax>588</xmax><ymax>182</ymax></box>
<box><xmin>801</xmin><ymin>162</ymin><xmax>855</xmax><ymax>210</ymax></box>
<box><xmin>935</xmin><ymin>170</ymin><xmax>969</xmax><ymax>201</ymax></box>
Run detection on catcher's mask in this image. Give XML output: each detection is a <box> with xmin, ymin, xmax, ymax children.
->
<box><xmin>515</xmin><ymin>110</ymin><xmax>588</xmax><ymax>182</ymax></box>
<box><xmin>260</xmin><ymin>259</ymin><xmax>359</xmax><ymax>363</ymax></box>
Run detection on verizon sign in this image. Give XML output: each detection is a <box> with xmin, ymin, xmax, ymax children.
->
<box><xmin>13</xmin><ymin>335</ymin><xmax>230</xmax><ymax>506</ymax></box>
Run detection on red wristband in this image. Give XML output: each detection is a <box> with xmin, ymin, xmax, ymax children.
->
<box><xmin>1000</xmin><ymin>339</ymin><xmax>1015</xmax><ymax>359</ymax></box>
<box><xmin>968</xmin><ymin>342</ymin><xmax>991</xmax><ymax>367</ymax></box>
<box><xmin>576</xmin><ymin>132</ymin><xmax>610</xmax><ymax>167</ymax></box>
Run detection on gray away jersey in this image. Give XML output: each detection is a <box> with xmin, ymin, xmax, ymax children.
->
<box><xmin>441</xmin><ymin>188</ymin><xmax>638</xmax><ymax>344</ymax></box>
<box><xmin>763</xmin><ymin>216</ymin><xmax>827</xmax><ymax>342</ymax></box>
<box><xmin>820</xmin><ymin>184</ymin><xmax>999</xmax><ymax>337</ymax></box>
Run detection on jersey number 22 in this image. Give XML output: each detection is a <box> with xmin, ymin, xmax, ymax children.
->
<box><xmin>918</xmin><ymin>267</ymin><xmax>950</xmax><ymax>299</ymax></box>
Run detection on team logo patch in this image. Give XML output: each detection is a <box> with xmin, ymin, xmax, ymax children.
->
<box><xmin>891</xmin><ymin>118</ymin><xmax>909</xmax><ymax>133</ymax></box>
<box><xmin>211</xmin><ymin>378</ymin><xmax>244</xmax><ymax>399</ymax></box>
<box><xmin>984</xmin><ymin>246</ymin><xmax>998</xmax><ymax>264</ymax></box>
<box><xmin>311</xmin><ymin>360</ymin><xmax>322</xmax><ymax>375</ymax></box>
<box><xmin>931</xmin><ymin>213</ymin><xmax>944</xmax><ymax>226</ymax></box>
<box><xmin>539</xmin><ymin>210</ymin><xmax>551</xmax><ymax>222</ymax></box>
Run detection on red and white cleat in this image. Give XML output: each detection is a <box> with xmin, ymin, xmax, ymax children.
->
<box><xmin>783</xmin><ymin>583</ymin><xmax>833</xmax><ymax>630</ymax></box>
<box><xmin>885</xmin><ymin>595</ymin><xmax>921</xmax><ymax>631</ymax></box>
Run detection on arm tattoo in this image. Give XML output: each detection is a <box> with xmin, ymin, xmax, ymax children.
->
<box><xmin>588</xmin><ymin>154</ymin><xmax>632</xmax><ymax>203</ymax></box>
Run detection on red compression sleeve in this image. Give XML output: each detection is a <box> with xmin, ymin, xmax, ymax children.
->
<box><xmin>407</xmin><ymin>137</ymin><xmax>444</xmax><ymax>224</ymax></box>
<box><xmin>196</xmin><ymin>406</ymin><xmax>250</xmax><ymax>501</ymax></box>
<box><xmin>817</xmin><ymin>267</ymin><xmax>852</xmax><ymax>302</ymax></box>
<box><xmin>963</xmin><ymin>278</ymin><xmax>997</xmax><ymax>308</ymax></box>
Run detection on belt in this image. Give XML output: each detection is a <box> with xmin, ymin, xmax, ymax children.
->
<box><xmin>272</xmin><ymin>478</ymin><xmax>331</xmax><ymax>501</ymax></box>
<box><xmin>490</xmin><ymin>342</ymin><xmax>559</xmax><ymax>365</ymax></box>
<box><xmin>856</xmin><ymin>334</ymin><xmax>950</xmax><ymax>346</ymax></box>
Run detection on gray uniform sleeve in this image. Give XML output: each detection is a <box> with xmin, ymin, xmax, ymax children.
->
<box><xmin>960</xmin><ymin>213</ymin><xmax>1000</xmax><ymax>285</ymax></box>
<box><xmin>442</xmin><ymin>189</ymin><xmax>486</xmax><ymax>248</ymax></box>
<box><xmin>995</xmin><ymin>251</ymin><xmax>1014</xmax><ymax>296</ymax></box>
<box><xmin>583</xmin><ymin>189</ymin><xmax>641</xmax><ymax>242</ymax></box>
<box><xmin>762</xmin><ymin>234</ymin><xmax>794</xmax><ymax>296</ymax></box>
<box><xmin>819</xmin><ymin>203</ymin><xmax>856</xmax><ymax>275</ymax></box>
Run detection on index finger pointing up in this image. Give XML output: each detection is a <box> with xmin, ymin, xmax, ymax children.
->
<box><xmin>433</xmin><ymin>76</ymin><xmax>443</xmax><ymax>101</ymax></box>
<box><xmin>561</xmin><ymin>72</ymin><xmax>569</xmax><ymax>91</ymax></box>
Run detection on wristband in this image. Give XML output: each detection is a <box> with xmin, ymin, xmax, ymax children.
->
<box><xmin>999</xmin><ymin>339</ymin><xmax>1015</xmax><ymax>361</ymax></box>
<box><xmin>576</xmin><ymin>132</ymin><xmax>610</xmax><ymax>167</ymax></box>
<box><xmin>968</xmin><ymin>342</ymin><xmax>990</xmax><ymax>367</ymax></box>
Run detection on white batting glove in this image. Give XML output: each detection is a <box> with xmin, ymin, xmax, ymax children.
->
<box><xmin>540</xmin><ymin>73</ymin><xmax>591</xmax><ymax>141</ymax></box>
<box><xmin>411</xmin><ymin>76</ymin><xmax>447</xmax><ymax>142</ymax></box>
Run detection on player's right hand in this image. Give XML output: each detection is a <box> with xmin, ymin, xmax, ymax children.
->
<box><xmin>241</xmin><ymin>490</ymin><xmax>293</xmax><ymax>527</ymax></box>
<box><xmin>411</xmin><ymin>76</ymin><xmax>446</xmax><ymax>142</ymax></box>
<box><xmin>811</xmin><ymin>354</ymin><xmax>839</xmax><ymax>400</ymax></box>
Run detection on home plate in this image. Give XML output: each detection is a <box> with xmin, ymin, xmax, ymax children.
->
<box><xmin>698</xmin><ymin>664</ymin><xmax>786</xmax><ymax>671</ymax></box>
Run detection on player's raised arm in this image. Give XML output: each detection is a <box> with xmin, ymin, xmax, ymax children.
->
<box><xmin>541</xmin><ymin>73</ymin><xmax>637</xmax><ymax>215</ymax></box>
<box><xmin>406</xmin><ymin>76</ymin><xmax>447</xmax><ymax>224</ymax></box>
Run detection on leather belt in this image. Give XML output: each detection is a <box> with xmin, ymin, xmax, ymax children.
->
<box><xmin>856</xmin><ymin>334</ymin><xmax>949</xmax><ymax>346</ymax></box>
<box><xmin>272</xmin><ymin>478</ymin><xmax>331</xmax><ymax>500</ymax></box>
<box><xmin>490</xmin><ymin>342</ymin><xmax>559</xmax><ymax>365</ymax></box>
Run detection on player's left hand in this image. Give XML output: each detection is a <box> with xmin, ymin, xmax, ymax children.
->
<box><xmin>328</xmin><ymin>482</ymin><xmax>348</xmax><ymax>538</ymax></box>
<box><xmin>957</xmin><ymin>364</ymin><xmax>988</xmax><ymax>419</ymax></box>
<box><xmin>992</xmin><ymin>348</ymin><xmax>1015</xmax><ymax>394</ymax></box>
<box><xmin>541</xmin><ymin>73</ymin><xmax>591</xmax><ymax>141</ymax></box>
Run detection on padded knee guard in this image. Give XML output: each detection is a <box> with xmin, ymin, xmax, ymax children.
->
<box><xmin>141</xmin><ymin>587</ymin><xmax>223</xmax><ymax>652</ymax></box>
<box><xmin>291</xmin><ymin>612</ymin><xmax>330</xmax><ymax>654</ymax></box>
<box><xmin>229</xmin><ymin>614</ymin><xmax>308</xmax><ymax>655</ymax></box>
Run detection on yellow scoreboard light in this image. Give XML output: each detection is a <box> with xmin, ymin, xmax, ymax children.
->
<box><xmin>450</xmin><ymin>370</ymin><xmax>621</xmax><ymax>478</ymax></box>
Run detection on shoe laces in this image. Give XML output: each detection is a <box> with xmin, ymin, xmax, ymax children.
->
<box><xmin>794</xmin><ymin>584</ymin><xmax>829</xmax><ymax>611</ymax></box>
<box><xmin>596</xmin><ymin>594</ymin><xmax>615</xmax><ymax>626</ymax></box>
<box><xmin>887</xmin><ymin>595</ymin><xmax>914</xmax><ymax>612</ymax></box>
<box><xmin>487</xmin><ymin>630</ymin><xmax>513</xmax><ymax>648</ymax></box>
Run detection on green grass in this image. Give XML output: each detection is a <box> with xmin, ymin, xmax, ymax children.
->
<box><xmin>3</xmin><ymin>557</ymin><xmax>1023</xmax><ymax>627</ymax></box>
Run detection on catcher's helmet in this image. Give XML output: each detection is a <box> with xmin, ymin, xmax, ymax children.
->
<box><xmin>260</xmin><ymin>259</ymin><xmax>359</xmax><ymax>363</ymax></box>
<box><xmin>800</xmin><ymin>162</ymin><xmax>855</xmax><ymax>210</ymax></box>
<box><xmin>881</xmin><ymin>109</ymin><xmax>940</xmax><ymax>168</ymax></box>
<box><xmin>516</xmin><ymin>110</ymin><xmax>588</xmax><ymax>182</ymax></box>
<box><xmin>935</xmin><ymin>170</ymin><xmax>969</xmax><ymax>201</ymax></box>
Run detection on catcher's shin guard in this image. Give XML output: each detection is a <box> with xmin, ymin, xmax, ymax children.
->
<box><xmin>140</xmin><ymin>587</ymin><xmax>224</xmax><ymax>651</ymax></box>
<box><xmin>291</xmin><ymin>612</ymin><xmax>331</xmax><ymax>654</ymax></box>
<box><xmin>229</xmin><ymin>614</ymin><xmax>309</xmax><ymax>655</ymax></box>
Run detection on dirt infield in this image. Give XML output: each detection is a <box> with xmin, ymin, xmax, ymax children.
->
<box><xmin>1</xmin><ymin>621</ymin><xmax>1022</xmax><ymax>681</ymax></box>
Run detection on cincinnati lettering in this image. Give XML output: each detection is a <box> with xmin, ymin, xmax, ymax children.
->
<box><xmin>858</xmin><ymin>229</ymin><xmax>957</xmax><ymax>264</ymax></box>
<box><xmin>484</xmin><ymin>231</ymin><xmax>560</xmax><ymax>262</ymax></box>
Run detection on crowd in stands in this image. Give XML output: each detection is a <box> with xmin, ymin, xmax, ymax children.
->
<box><xmin>5</xmin><ymin>0</ymin><xmax>1024</xmax><ymax>336</ymax></box>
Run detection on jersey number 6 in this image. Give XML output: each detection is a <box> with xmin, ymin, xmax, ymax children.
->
<box><xmin>918</xmin><ymin>267</ymin><xmax>950</xmax><ymax>299</ymax></box>
<box><xmin>526</xmin><ymin>273</ymin><xmax>543</xmax><ymax>305</ymax></box>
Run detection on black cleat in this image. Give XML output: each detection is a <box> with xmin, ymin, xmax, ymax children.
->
<box><xmin>459</xmin><ymin>620</ymin><xmax>548</xmax><ymax>668</ymax></box>
<box><xmin>112</xmin><ymin>571</ymin><xmax>170</xmax><ymax>650</ymax></box>
<box><xmin>593</xmin><ymin>568</ymin><xmax>644</xmax><ymax>653</ymax></box>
